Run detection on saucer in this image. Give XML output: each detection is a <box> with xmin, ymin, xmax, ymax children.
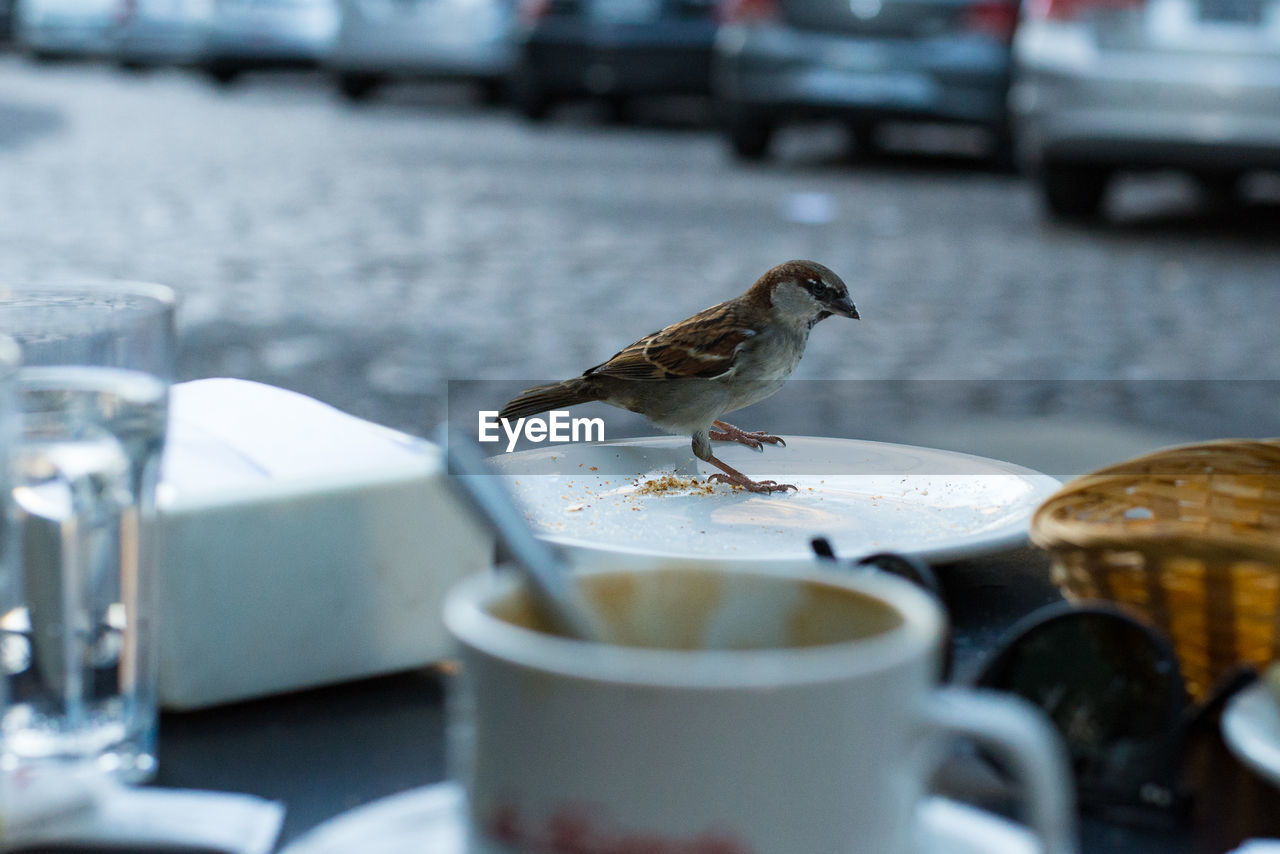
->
<box><xmin>280</xmin><ymin>782</ymin><xmax>1040</xmax><ymax>854</ymax></box>
<box><xmin>487</xmin><ymin>436</ymin><xmax>1060</xmax><ymax>564</ymax></box>
<box><xmin>1223</xmin><ymin>681</ymin><xmax>1280</xmax><ymax>788</ymax></box>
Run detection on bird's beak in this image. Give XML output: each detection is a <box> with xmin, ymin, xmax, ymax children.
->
<box><xmin>830</xmin><ymin>296</ymin><xmax>859</xmax><ymax>319</ymax></box>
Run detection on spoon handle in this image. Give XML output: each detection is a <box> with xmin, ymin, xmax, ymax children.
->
<box><xmin>438</xmin><ymin>427</ymin><xmax>604</xmax><ymax>641</ymax></box>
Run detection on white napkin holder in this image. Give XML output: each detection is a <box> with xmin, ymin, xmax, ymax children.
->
<box><xmin>157</xmin><ymin>379</ymin><xmax>492</xmax><ymax>710</ymax></box>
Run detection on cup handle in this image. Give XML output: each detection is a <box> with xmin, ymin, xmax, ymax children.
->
<box><xmin>919</xmin><ymin>687</ymin><xmax>1079</xmax><ymax>854</ymax></box>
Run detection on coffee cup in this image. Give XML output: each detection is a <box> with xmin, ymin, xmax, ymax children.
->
<box><xmin>443</xmin><ymin>561</ymin><xmax>1077</xmax><ymax>854</ymax></box>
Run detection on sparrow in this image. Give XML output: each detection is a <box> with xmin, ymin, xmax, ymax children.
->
<box><xmin>499</xmin><ymin>260</ymin><xmax>858</xmax><ymax>493</ymax></box>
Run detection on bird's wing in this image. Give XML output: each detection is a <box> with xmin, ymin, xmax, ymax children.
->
<box><xmin>584</xmin><ymin>302</ymin><xmax>754</xmax><ymax>381</ymax></box>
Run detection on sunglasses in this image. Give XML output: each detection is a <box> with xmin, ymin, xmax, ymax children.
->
<box><xmin>809</xmin><ymin>538</ymin><xmax>1257</xmax><ymax>828</ymax></box>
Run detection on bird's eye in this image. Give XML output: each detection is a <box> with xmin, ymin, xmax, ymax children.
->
<box><xmin>807</xmin><ymin>278</ymin><xmax>827</xmax><ymax>297</ymax></box>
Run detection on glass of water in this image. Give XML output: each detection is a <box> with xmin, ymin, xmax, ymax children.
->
<box><xmin>0</xmin><ymin>283</ymin><xmax>176</xmax><ymax>782</ymax></box>
<box><xmin>0</xmin><ymin>336</ymin><xmax>17</xmax><ymax>712</ymax></box>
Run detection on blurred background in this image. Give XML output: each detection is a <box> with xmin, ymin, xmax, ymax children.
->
<box><xmin>0</xmin><ymin>0</ymin><xmax>1277</xmax><ymax>475</ymax></box>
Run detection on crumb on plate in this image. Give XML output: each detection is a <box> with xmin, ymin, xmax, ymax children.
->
<box><xmin>634</xmin><ymin>474</ymin><xmax>717</xmax><ymax>496</ymax></box>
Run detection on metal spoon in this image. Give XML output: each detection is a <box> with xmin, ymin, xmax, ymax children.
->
<box><xmin>437</xmin><ymin>426</ymin><xmax>606</xmax><ymax>642</ymax></box>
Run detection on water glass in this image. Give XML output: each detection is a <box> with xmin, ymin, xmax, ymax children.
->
<box><xmin>0</xmin><ymin>336</ymin><xmax>17</xmax><ymax>714</ymax></box>
<box><xmin>0</xmin><ymin>283</ymin><xmax>176</xmax><ymax>782</ymax></box>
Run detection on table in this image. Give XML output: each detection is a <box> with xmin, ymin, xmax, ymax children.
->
<box><xmin>153</xmin><ymin>548</ymin><xmax>1280</xmax><ymax>854</ymax></box>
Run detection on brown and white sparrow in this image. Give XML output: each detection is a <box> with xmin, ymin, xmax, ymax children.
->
<box><xmin>499</xmin><ymin>260</ymin><xmax>858</xmax><ymax>493</ymax></box>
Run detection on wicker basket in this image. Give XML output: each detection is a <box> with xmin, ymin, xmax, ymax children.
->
<box><xmin>1030</xmin><ymin>439</ymin><xmax>1280</xmax><ymax>701</ymax></box>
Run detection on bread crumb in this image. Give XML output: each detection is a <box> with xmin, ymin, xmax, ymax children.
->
<box><xmin>634</xmin><ymin>474</ymin><xmax>717</xmax><ymax>496</ymax></box>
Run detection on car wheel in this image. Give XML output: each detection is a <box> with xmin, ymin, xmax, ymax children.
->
<box><xmin>337</xmin><ymin>73</ymin><xmax>382</xmax><ymax>103</ymax></box>
<box><xmin>476</xmin><ymin>78</ymin><xmax>507</xmax><ymax>106</ymax></box>
<box><xmin>603</xmin><ymin>95</ymin><xmax>630</xmax><ymax>125</ymax></box>
<box><xmin>1040</xmin><ymin>163</ymin><xmax>1110</xmax><ymax>221</ymax></box>
<box><xmin>987</xmin><ymin>128</ymin><xmax>1018</xmax><ymax>174</ymax></box>
<box><xmin>727</xmin><ymin>115</ymin><xmax>774</xmax><ymax>162</ymax></box>
<box><xmin>205</xmin><ymin>66</ymin><xmax>241</xmax><ymax>87</ymax></box>
<box><xmin>847</xmin><ymin>122</ymin><xmax>881</xmax><ymax>158</ymax></box>
<box><xmin>1195</xmin><ymin>170</ymin><xmax>1243</xmax><ymax>208</ymax></box>
<box><xmin>512</xmin><ymin>75</ymin><xmax>553</xmax><ymax>121</ymax></box>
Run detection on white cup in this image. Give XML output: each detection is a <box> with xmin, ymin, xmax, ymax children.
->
<box><xmin>444</xmin><ymin>561</ymin><xmax>1077</xmax><ymax>854</ymax></box>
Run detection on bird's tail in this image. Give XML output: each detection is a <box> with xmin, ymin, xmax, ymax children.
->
<box><xmin>499</xmin><ymin>379</ymin><xmax>595</xmax><ymax>421</ymax></box>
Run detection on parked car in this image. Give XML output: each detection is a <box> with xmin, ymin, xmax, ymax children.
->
<box><xmin>327</xmin><ymin>0</ymin><xmax>518</xmax><ymax>102</ymax></box>
<box><xmin>1</xmin><ymin>0</ymin><xmax>16</xmax><ymax>42</ymax></box>
<box><xmin>711</xmin><ymin>0</ymin><xmax>1019</xmax><ymax>161</ymax></box>
<box><xmin>201</xmin><ymin>0</ymin><xmax>339</xmax><ymax>84</ymax></box>
<box><xmin>511</xmin><ymin>0</ymin><xmax>720</xmax><ymax>120</ymax></box>
<box><xmin>13</xmin><ymin>0</ymin><xmax>122</xmax><ymax>58</ymax></box>
<box><xmin>1011</xmin><ymin>0</ymin><xmax>1280</xmax><ymax>219</ymax></box>
<box><xmin>114</xmin><ymin>0</ymin><xmax>212</xmax><ymax>67</ymax></box>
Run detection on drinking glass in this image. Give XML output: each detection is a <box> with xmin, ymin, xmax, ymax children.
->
<box><xmin>0</xmin><ymin>283</ymin><xmax>176</xmax><ymax>782</ymax></box>
<box><xmin>0</xmin><ymin>335</ymin><xmax>18</xmax><ymax>719</ymax></box>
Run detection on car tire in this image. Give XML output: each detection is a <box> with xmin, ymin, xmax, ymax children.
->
<box><xmin>603</xmin><ymin>95</ymin><xmax>630</xmax><ymax>125</ymax></box>
<box><xmin>477</xmin><ymin>78</ymin><xmax>507</xmax><ymax>106</ymax></box>
<box><xmin>987</xmin><ymin>128</ymin><xmax>1018</xmax><ymax>174</ymax></box>
<box><xmin>337</xmin><ymin>73</ymin><xmax>382</xmax><ymax>103</ymax></box>
<box><xmin>727</xmin><ymin>115</ymin><xmax>774</xmax><ymax>162</ymax></box>
<box><xmin>1195</xmin><ymin>170</ymin><xmax>1243</xmax><ymax>208</ymax></box>
<box><xmin>1040</xmin><ymin>163</ymin><xmax>1110</xmax><ymax>221</ymax></box>
<box><xmin>847</xmin><ymin>122</ymin><xmax>881</xmax><ymax>158</ymax></box>
<box><xmin>512</xmin><ymin>75</ymin><xmax>553</xmax><ymax>121</ymax></box>
<box><xmin>205</xmin><ymin>66</ymin><xmax>241</xmax><ymax>87</ymax></box>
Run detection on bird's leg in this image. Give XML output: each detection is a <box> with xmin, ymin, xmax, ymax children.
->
<box><xmin>709</xmin><ymin>419</ymin><xmax>787</xmax><ymax>451</ymax></box>
<box><xmin>705</xmin><ymin>454</ymin><xmax>797</xmax><ymax>494</ymax></box>
<box><xmin>692</xmin><ymin>430</ymin><xmax>795</xmax><ymax>493</ymax></box>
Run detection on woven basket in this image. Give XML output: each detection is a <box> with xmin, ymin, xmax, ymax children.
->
<box><xmin>1030</xmin><ymin>439</ymin><xmax>1280</xmax><ymax>701</ymax></box>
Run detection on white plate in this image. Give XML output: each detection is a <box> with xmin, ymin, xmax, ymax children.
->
<box><xmin>486</xmin><ymin>436</ymin><xmax>1061</xmax><ymax>564</ymax></box>
<box><xmin>1222</xmin><ymin>682</ymin><xmax>1280</xmax><ymax>788</ymax></box>
<box><xmin>280</xmin><ymin>782</ymin><xmax>1040</xmax><ymax>854</ymax></box>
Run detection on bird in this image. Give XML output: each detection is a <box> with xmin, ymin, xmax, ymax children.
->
<box><xmin>499</xmin><ymin>260</ymin><xmax>858</xmax><ymax>493</ymax></box>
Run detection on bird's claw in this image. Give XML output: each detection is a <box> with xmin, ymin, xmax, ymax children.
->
<box><xmin>708</xmin><ymin>474</ymin><xmax>797</xmax><ymax>494</ymax></box>
<box><xmin>709</xmin><ymin>425</ymin><xmax>788</xmax><ymax>452</ymax></box>
<box><xmin>737</xmin><ymin>432</ymin><xmax>786</xmax><ymax>451</ymax></box>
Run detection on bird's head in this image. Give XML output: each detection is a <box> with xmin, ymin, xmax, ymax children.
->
<box><xmin>753</xmin><ymin>260</ymin><xmax>859</xmax><ymax>327</ymax></box>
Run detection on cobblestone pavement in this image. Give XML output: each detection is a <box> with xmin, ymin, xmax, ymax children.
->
<box><xmin>1</xmin><ymin>57</ymin><xmax>1278</xmax><ymax>463</ymax></box>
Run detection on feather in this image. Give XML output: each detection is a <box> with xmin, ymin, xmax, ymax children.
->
<box><xmin>499</xmin><ymin>380</ymin><xmax>594</xmax><ymax>421</ymax></box>
<box><xmin>584</xmin><ymin>301</ymin><xmax>755</xmax><ymax>382</ymax></box>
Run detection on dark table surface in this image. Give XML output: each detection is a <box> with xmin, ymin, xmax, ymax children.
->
<box><xmin>153</xmin><ymin>548</ymin><xmax>1280</xmax><ymax>854</ymax></box>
